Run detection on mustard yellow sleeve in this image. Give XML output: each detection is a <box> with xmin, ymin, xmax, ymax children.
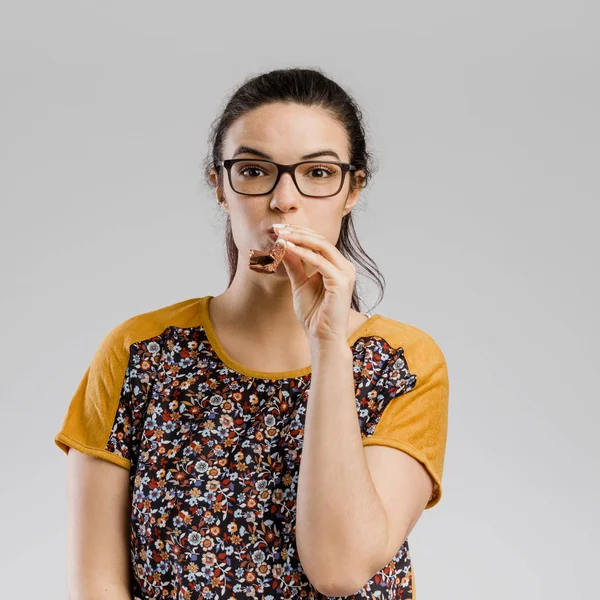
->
<box><xmin>362</xmin><ymin>331</ymin><xmax>450</xmax><ymax>509</ymax></box>
<box><xmin>54</xmin><ymin>322</ymin><xmax>133</xmax><ymax>469</ymax></box>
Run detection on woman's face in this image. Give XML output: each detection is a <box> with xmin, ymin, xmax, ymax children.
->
<box><xmin>211</xmin><ymin>102</ymin><xmax>364</xmax><ymax>276</ymax></box>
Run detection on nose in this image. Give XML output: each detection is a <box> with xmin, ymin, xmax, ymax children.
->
<box><xmin>270</xmin><ymin>171</ymin><xmax>301</xmax><ymax>207</ymax></box>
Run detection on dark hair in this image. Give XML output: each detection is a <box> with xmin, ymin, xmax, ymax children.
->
<box><xmin>202</xmin><ymin>67</ymin><xmax>385</xmax><ymax>314</ymax></box>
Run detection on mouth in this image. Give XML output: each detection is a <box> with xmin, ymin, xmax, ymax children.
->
<box><xmin>267</xmin><ymin>224</ymin><xmax>287</xmax><ymax>240</ymax></box>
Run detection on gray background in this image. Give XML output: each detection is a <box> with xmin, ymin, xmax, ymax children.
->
<box><xmin>1</xmin><ymin>1</ymin><xmax>598</xmax><ymax>598</ymax></box>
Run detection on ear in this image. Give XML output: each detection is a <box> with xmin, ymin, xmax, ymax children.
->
<box><xmin>210</xmin><ymin>167</ymin><xmax>228</xmax><ymax>210</ymax></box>
<box><xmin>342</xmin><ymin>169</ymin><xmax>365</xmax><ymax>217</ymax></box>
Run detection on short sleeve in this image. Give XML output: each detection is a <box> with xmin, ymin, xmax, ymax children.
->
<box><xmin>54</xmin><ymin>321</ymin><xmax>137</xmax><ymax>469</ymax></box>
<box><xmin>362</xmin><ymin>332</ymin><xmax>449</xmax><ymax>509</ymax></box>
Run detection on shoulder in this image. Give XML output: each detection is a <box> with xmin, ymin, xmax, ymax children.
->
<box><xmin>367</xmin><ymin>313</ymin><xmax>448</xmax><ymax>369</ymax></box>
<box><xmin>102</xmin><ymin>296</ymin><xmax>205</xmax><ymax>351</ymax></box>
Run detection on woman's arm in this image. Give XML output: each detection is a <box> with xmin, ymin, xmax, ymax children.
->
<box><xmin>295</xmin><ymin>343</ymin><xmax>390</xmax><ymax>596</ymax></box>
<box><xmin>66</xmin><ymin>449</ymin><xmax>132</xmax><ymax>600</ymax></box>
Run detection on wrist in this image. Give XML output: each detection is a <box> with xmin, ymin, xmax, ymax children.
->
<box><xmin>309</xmin><ymin>339</ymin><xmax>353</xmax><ymax>360</ymax></box>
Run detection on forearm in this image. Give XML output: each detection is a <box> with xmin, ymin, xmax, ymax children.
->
<box><xmin>295</xmin><ymin>340</ymin><xmax>388</xmax><ymax>592</ymax></box>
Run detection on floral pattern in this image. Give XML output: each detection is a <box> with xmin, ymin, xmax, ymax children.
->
<box><xmin>105</xmin><ymin>324</ymin><xmax>418</xmax><ymax>599</ymax></box>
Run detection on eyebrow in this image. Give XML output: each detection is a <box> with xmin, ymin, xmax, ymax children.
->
<box><xmin>232</xmin><ymin>145</ymin><xmax>341</xmax><ymax>161</ymax></box>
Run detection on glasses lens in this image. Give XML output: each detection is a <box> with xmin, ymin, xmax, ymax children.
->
<box><xmin>296</xmin><ymin>162</ymin><xmax>343</xmax><ymax>197</ymax></box>
<box><xmin>230</xmin><ymin>161</ymin><xmax>343</xmax><ymax>196</ymax></box>
<box><xmin>230</xmin><ymin>160</ymin><xmax>278</xmax><ymax>195</ymax></box>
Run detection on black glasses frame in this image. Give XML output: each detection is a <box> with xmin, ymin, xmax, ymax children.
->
<box><xmin>216</xmin><ymin>158</ymin><xmax>357</xmax><ymax>198</ymax></box>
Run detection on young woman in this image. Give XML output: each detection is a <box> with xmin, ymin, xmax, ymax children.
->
<box><xmin>55</xmin><ymin>67</ymin><xmax>449</xmax><ymax>600</ymax></box>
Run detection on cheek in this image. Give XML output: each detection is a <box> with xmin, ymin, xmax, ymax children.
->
<box><xmin>227</xmin><ymin>200</ymin><xmax>263</xmax><ymax>239</ymax></box>
<box><xmin>313</xmin><ymin>204</ymin><xmax>345</xmax><ymax>241</ymax></box>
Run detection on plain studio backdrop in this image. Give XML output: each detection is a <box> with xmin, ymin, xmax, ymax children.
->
<box><xmin>1</xmin><ymin>1</ymin><xmax>598</xmax><ymax>598</ymax></box>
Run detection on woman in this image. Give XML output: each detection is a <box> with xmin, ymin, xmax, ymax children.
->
<box><xmin>55</xmin><ymin>67</ymin><xmax>449</xmax><ymax>600</ymax></box>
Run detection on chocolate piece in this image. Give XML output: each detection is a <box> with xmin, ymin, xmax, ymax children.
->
<box><xmin>249</xmin><ymin>238</ymin><xmax>287</xmax><ymax>273</ymax></box>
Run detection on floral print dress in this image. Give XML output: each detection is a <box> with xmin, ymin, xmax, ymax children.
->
<box><xmin>55</xmin><ymin>295</ymin><xmax>449</xmax><ymax>599</ymax></box>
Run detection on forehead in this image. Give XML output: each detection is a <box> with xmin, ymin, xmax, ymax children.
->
<box><xmin>223</xmin><ymin>102</ymin><xmax>350</xmax><ymax>162</ymax></box>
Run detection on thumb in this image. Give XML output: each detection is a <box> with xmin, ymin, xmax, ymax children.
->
<box><xmin>280</xmin><ymin>243</ymin><xmax>306</xmax><ymax>287</ymax></box>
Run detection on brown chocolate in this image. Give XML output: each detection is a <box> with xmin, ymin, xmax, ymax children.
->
<box><xmin>248</xmin><ymin>238</ymin><xmax>287</xmax><ymax>273</ymax></box>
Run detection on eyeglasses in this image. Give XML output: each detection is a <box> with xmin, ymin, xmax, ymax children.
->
<box><xmin>215</xmin><ymin>158</ymin><xmax>357</xmax><ymax>198</ymax></box>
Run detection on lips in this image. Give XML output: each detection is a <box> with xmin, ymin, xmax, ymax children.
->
<box><xmin>267</xmin><ymin>224</ymin><xmax>286</xmax><ymax>240</ymax></box>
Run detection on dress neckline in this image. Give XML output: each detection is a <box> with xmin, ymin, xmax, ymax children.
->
<box><xmin>198</xmin><ymin>295</ymin><xmax>380</xmax><ymax>381</ymax></box>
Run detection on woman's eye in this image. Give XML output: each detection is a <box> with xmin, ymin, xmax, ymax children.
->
<box><xmin>239</xmin><ymin>167</ymin><xmax>264</xmax><ymax>177</ymax></box>
<box><xmin>309</xmin><ymin>167</ymin><xmax>333</xmax><ymax>178</ymax></box>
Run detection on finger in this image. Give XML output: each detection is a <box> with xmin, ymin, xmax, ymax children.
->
<box><xmin>280</xmin><ymin>241</ymin><xmax>308</xmax><ymax>287</ymax></box>
<box><xmin>277</xmin><ymin>229</ymin><xmax>350</xmax><ymax>273</ymax></box>
<box><xmin>273</xmin><ymin>223</ymin><xmax>315</xmax><ymax>234</ymax></box>
<box><xmin>284</xmin><ymin>240</ymin><xmax>341</xmax><ymax>284</ymax></box>
<box><xmin>274</xmin><ymin>224</ymin><xmax>324</xmax><ymax>238</ymax></box>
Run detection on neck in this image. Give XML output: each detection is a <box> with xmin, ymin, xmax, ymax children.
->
<box><xmin>211</xmin><ymin>269</ymin><xmax>305</xmax><ymax>340</ymax></box>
